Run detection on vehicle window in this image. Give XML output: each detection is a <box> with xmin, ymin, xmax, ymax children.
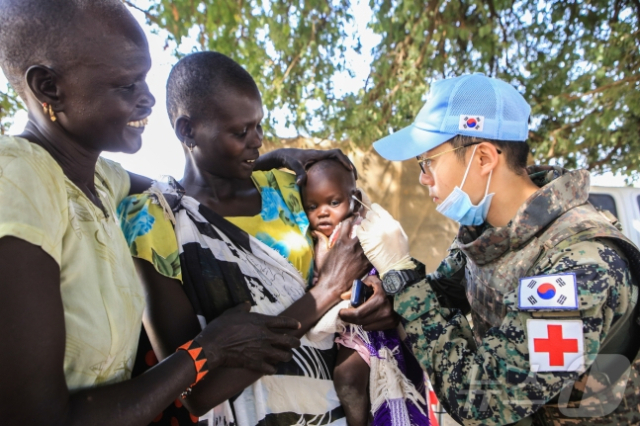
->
<box><xmin>588</xmin><ymin>193</ymin><xmax>618</xmax><ymax>218</ymax></box>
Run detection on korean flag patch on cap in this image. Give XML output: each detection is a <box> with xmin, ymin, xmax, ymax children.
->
<box><xmin>527</xmin><ymin>319</ymin><xmax>584</xmax><ymax>372</ymax></box>
<box><xmin>459</xmin><ymin>115</ymin><xmax>484</xmax><ymax>131</ymax></box>
<box><xmin>518</xmin><ymin>273</ymin><xmax>578</xmax><ymax>310</ymax></box>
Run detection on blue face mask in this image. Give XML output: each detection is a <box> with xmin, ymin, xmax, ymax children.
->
<box><xmin>435</xmin><ymin>145</ymin><xmax>494</xmax><ymax>226</ymax></box>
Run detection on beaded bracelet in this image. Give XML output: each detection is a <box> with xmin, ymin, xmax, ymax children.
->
<box><xmin>177</xmin><ymin>339</ymin><xmax>210</xmax><ymax>398</ymax></box>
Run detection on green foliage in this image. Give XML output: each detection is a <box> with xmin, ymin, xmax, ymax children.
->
<box><xmin>352</xmin><ymin>0</ymin><xmax>640</xmax><ymax>178</ymax></box>
<box><xmin>133</xmin><ymin>0</ymin><xmax>639</xmax><ymax>178</ymax></box>
<box><xmin>0</xmin><ymin>1</ymin><xmax>637</xmax><ymax>177</ymax></box>
<box><xmin>125</xmin><ymin>0</ymin><xmax>354</xmax><ymax>136</ymax></box>
<box><xmin>0</xmin><ymin>85</ymin><xmax>22</xmax><ymax>135</ymax></box>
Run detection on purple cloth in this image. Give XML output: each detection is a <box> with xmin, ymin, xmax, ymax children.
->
<box><xmin>368</xmin><ymin>329</ymin><xmax>430</xmax><ymax>426</ymax></box>
<box><xmin>360</xmin><ymin>268</ymin><xmax>429</xmax><ymax>425</ymax></box>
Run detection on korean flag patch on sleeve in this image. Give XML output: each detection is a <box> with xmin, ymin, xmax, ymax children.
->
<box><xmin>518</xmin><ymin>273</ymin><xmax>578</xmax><ymax>310</ymax></box>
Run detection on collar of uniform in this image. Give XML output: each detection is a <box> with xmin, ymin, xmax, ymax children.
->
<box><xmin>455</xmin><ymin>166</ymin><xmax>591</xmax><ymax>265</ymax></box>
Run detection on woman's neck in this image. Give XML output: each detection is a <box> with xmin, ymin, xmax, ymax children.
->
<box><xmin>19</xmin><ymin>119</ymin><xmax>100</xmax><ymax>196</ymax></box>
<box><xmin>181</xmin><ymin>163</ymin><xmax>261</xmax><ymax>217</ymax></box>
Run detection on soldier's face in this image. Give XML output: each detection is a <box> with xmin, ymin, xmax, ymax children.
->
<box><xmin>419</xmin><ymin>143</ymin><xmax>487</xmax><ymax>205</ymax></box>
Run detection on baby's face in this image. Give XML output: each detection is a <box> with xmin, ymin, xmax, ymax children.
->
<box><xmin>302</xmin><ymin>174</ymin><xmax>354</xmax><ymax>238</ymax></box>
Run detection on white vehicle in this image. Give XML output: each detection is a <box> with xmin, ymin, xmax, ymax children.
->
<box><xmin>589</xmin><ymin>186</ymin><xmax>640</xmax><ymax>247</ymax></box>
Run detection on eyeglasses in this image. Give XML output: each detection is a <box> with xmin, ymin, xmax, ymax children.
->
<box><xmin>416</xmin><ymin>142</ymin><xmax>501</xmax><ymax>174</ymax></box>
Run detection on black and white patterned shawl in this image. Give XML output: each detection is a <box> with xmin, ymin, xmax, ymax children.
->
<box><xmin>155</xmin><ymin>180</ymin><xmax>346</xmax><ymax>426</ymax></box>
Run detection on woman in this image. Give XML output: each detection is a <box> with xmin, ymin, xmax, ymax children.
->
<box><xmin>0</xmin><ymin>2</ymin><xmax>353</xmax><ymax>424</ymax></box>
<box><xmin>120</xmin><ymin>52</ymin><xmax>396</xmax><ymax>425</ymax></box>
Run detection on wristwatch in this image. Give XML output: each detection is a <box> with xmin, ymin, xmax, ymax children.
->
<box><xmin>381</xmin><ymin>269</ymin><xmax>421</xmax><ymax>295</ymax></box>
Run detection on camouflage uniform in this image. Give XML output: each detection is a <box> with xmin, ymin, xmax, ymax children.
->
<box><xmin>396</xmin><ymin>166</ymin><xmax>640</xmax><ymax>425</ymax></box>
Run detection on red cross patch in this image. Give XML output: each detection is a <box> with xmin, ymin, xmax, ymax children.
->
<box><xmin>526</xmin><ymin>319</ymin><xmax>584</xmax><ymax>372</ymax></box>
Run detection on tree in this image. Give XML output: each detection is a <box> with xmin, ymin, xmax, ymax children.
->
<box><xmin>353</xmin><ymin>0</ymin><xmax>640</xmax><ymax>179</ymax></box>
<box><xmin>0</xmin><ymin>86</ymin><xmax>21</xmax><ymax>135</ymax></box>
<box><xmin>2</xmin><ymin>0</ymin><xmax>639</xmax><ymax>178</ymax></box>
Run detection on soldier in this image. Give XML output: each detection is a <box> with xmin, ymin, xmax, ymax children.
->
<box><xmin>354</xmin><ymin>73</ymin><xmax>640</xmax><ymax>425</ymax></box>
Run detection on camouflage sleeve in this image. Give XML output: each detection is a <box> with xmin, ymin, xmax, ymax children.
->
<box><xmin>424</xmin><ymin>246</ymin><xmax>471</xmax><ymax>314</ymax></box>
<box><xmin>395</xmin><ymin>239</ymin><xmax>632</xmax><ymax>425</ymax></box>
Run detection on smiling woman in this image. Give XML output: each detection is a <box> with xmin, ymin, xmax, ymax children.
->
<box><xmin>119</xmin><ymin>51</ymin><xmax>374</xmax><ymax>426</ymax></box>
<box><xmin>0</xmin><ymin>2</ymin><xmax>303</xmax><ymax>425</ymax></box>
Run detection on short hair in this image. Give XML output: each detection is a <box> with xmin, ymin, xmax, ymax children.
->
<box><xmin>0</xmin><ymin>0</ymin><xmax>130</xmax><ymax>98</ymax></box>
<box><xmin>166</xmin><ymin>51</ymin><xmax>261</xmax><ymax>125</ymax></box>
<box><xmin>305</xmin><ymin>159</ymin><xmax>357</xmax><ymax>189</ymax></box>
<box><xmin>449</xmin><ymin>135</ymin><xmax>530</xmax><ymax>175</ymax></box>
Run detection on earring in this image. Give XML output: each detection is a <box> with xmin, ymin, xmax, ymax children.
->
<box><xmin>188</xmin><ymin>143</ymin><xmax>194</xmax><ymax>152</ymax></box>
<box><xmin>42</xmin><ymin>102</ymin><xmax>57</xmax><ymax>122</ymax></box>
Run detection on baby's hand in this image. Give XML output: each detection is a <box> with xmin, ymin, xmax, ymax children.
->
<box><xmin>312</xmin><ymin>230</ymin><xmax>331</xmax><ymax>272</ymax></box>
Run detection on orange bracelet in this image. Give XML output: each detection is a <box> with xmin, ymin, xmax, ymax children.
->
<box><xmin>177</xmin><ymin>339</ymin><xmax>209</xmax><ymax>398</ymax></box>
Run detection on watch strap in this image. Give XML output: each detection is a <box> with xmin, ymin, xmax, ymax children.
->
<box><xmin>398</xmin><ymin>269</ymin><xmax>420</xmax><ymax>284</ymax></box>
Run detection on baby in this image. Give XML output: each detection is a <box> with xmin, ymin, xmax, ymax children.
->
<box><xmin>301</xmin><ymin>159</ymin><xmax>371</xmax><ymax>426</ymax></box>
<box><xmin>302</xmin><ymin>160</ymin><xmax>430</xmax><ymax>426</ymax></box>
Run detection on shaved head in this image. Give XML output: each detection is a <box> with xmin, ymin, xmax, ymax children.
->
<box><xmin>306</xmin><ymin>159</ymin><xmax>357</xmax><ymax>190</ymax></box>
<box><xmin>166</xmin><ymin>51</ymin><xmax>261</xmax><ymax>125</ymax></box>
<box><xmin>0</xmin><ymin>0</ymin><xmax>141</xmax><ymax>98</ymax></box>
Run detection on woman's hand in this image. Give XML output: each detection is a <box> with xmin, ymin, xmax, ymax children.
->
<box><xmin>339</xmin><ymin>275</ymin><xmax>400</xmax><ymax>331</ymax></box>
<box><xmin>196</xmin><ymin>302</ymin><xmax>301</xmax><ymax>374</ymax></box>
<box><xmin>255</xmin><ymin>148</ymin><xmax>357</xmax><ymax>185</ymax></box>
<box><xmin>314</xmin><ymin>217</ymin><xmax>371</xmax><ymax>300</ymax></box>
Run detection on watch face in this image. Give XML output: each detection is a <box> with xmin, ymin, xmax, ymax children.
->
<box><xmin>384</xmin><ymin>273</ymin><xmax>403</xmax><ymax>294</ymax></box>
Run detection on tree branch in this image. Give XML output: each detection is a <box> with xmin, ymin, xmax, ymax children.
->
<box><xmin>122</xmin><ymin>1</ymin><xmax>162</xmax><ymax>27</ymax></box>
<box><xmin>559</xmin><ymin>75</ymin><xmax>640</xmax><ymax>102</ymax></box>
<box><xmin>546</xmin><ymin>118</ymin><xmax>585</xmax><ymax>157</ymax></box>
<box><xmin>273</xmin><ymin>12</ymin><xmax>324</xmax><ymax>86</ymax></box>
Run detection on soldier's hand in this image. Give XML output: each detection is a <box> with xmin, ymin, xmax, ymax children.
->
<box><xmin>356</xmin><ymin>204</ymin><xmax>415</xmax><ymax>276</ymax></box>
<box><xmin>196</xmin><ymin>302</ymin><xmax>301</xmax><ymax>374</ymax></box>
<box><xmin>338</xmin><ymin>276</ymin><xmax>399</xmax><ymax>331</ymax></box>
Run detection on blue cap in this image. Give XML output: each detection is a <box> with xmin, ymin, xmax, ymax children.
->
<box><xmin>373</xmin><ymin>73</ymin><xmax>531</xmax><ymax>161</ymax></box>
